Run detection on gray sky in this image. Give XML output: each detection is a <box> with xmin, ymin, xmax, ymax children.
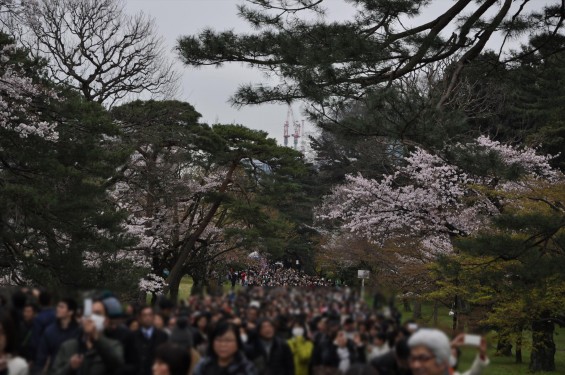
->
<box><xmin>123</xmin><ymin>0</ymin><xmax>323</xmax><ymax>145</ymax></box>
<box><xmin>122</xmin><ymin>0</ymin><xmax>550</xmax><ymax>145</ymax></box>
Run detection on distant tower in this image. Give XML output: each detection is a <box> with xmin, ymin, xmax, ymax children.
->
<box><xmin>293</xmin><ymin>120</ymin><xmax>301</xmax><ymax>149</ymax></box>
<box><xmin>284</xmin><ymin>120</ymin><xmax>289</xmax><ymax>147</ymax></box>
<box><xmin>300</xmin><ymin>120</ymin><xmax>306</xmax><ymax>153</ymax></box>
<box><xmin>284</xmin><ymin>106</ymin><xmax>303</xmax><ymax>150</ymax></box>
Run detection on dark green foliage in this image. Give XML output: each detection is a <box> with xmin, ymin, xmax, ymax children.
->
<box><xmin>177</xmin><ymin>0</ymin><xmax>564</xmax><ymax>108</ymax></box>
<box><xmin>0</xmin><ymin>33</ymin><xmax>139</xmax><ymax>293</ymax></box>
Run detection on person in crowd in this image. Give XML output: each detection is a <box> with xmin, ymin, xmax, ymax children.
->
<box><xmin>345</xmin><ymin>364</ymin><xmax>379</xmax><ymax>375</ymax></box>
<box><xmin>192</xmin><ymin>313</ymin><xmax>210</xmax><ymax>356</ymax></box>
<box><xmin>18</xmin><ymin>303</ymin><xmax>37</xmax><ymax>363</ymax></box>
<box><xmin>34</xmin><ymin>297</ymin><xmax>80</xmax><ymax>374</ymax></box>
<box><xmin>367</xmin><ymin>332</ymin><xmax>390</xmax><ymax>361</ymax></box>
<box><xmin>130</xmin><ymin>306</ymin><xmax>169</xmax><ymax>375</ymax></box>
<box><xmin>244</xmin><ymin>318</ymin><xmax>294</xmax><ymax>375</ymax></box>
<box><xmin>240</xmin><ymin>271</ymin><xmax>247</xmax><ymax>287</ymax></box>
<box><xmin>449</xmin><ymin>333</ymin><xmax>489</xmax><ymax>375</ymax></box>
<box><xmin>311</xmin><ymin>318</ymin><xmax>365</xmax><ymax>375</ymax></box>
<box><xmin>370</xmin><ymin>338</ymin><xmax>411</xmax><ymax>375</ymax></box>
<box><xmin>0</xmin><ymin>311</ymin><xmax>29</xmax><ymax>375</ymax></box>
<box><xmin>126</xmin><ymin>317</ymin><xmax>139</xmax><ymax>332</ymax></box>
<box><xmin>154</xmin><ymin>313</ymin><xmax>167</xmax><ymax>334</ymax></box>
<box><xmin>152</xmin><ymin>343</ymin><xmax>191</xmax><ymax>375</ymax></box>
<box><xmin>287</xmin><ymin>322</ymin><xmax>313</xmax><ymax>375</ymax></box>
<box><xmin>96</xmin><ymin>296</ymin><xmax>138</xmax><ymax>375</ymax></box>
<box><xmin>193</xmin><ymin>321</ymin><xmax>257</xmax><ymax>375</ymax></box>
<box><xmin>407</xmin><ymin>329</ymin><xmax>450</xmax><ymax>375</ymax></box>
<box><xmin>170</xmin><ymin>315</ymin><xmax>199</xmax><ymax>375</ymax></box>
<box><xmin>30</xmin><ymin>290</ymin><xmax>56</xmax><ymax>363</ymax></box>
<box><xmin>51</xmin><ymin>300</ymin><xmax>123</xmax><ymax>375</ymax></box>
<box><xmin>342</xmin><ymin>318</ymin><xmax>357</xmax><ymax>341</ymax></box>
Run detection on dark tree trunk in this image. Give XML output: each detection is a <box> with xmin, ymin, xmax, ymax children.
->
<box><xmin>163</xmin><ymin>162</ymin><xmax>237</xmax><ymax>296</ymax></box>
<box><xmin>403</xmin><ymin>299</ymin><xmax>411</xmax><ymax>312</ymax></box>
<box><xmin>413</xmin><ymin>300</ymin><xmax>422</xmax><ymax>320</ymax></box>
<box><xmin>452</xmin><ymin>295</ymin><xmax>460</xmax><ymax>332</ymax></box>
<box><xmin>529</xmin><ymin>316</ymin><xmax>555</xmax><ymax>372</ymax></box>
<box><xmin>433</xmin><ymin>301</ymin><xmax>438</xmax><ymax>326</ymax></box>
<box><xmin>168</xmin><ymin>272</ymin><xmax>182</xmax><ymax>301</ymax></box>
<box><xmin>191</xmin><ymin>276</ymin><xmax>205</xmax><ymax>295</ymax></box>
<box><xmin>496</xmin><ymin>333</ymin><xmax>513</xmax><ymax>357</ymax></box>
<box><xmin>516</xmin><ymin>331</ymin><xmax>522</xmax><ymax>364</ymax></box>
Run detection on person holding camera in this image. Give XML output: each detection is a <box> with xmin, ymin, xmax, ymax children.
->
<box><xmin>51</xmin><ymin>300</ymin><xmax>123</xmax><ymax>375</ymax></box>
<box><xmin>449</xmin><ymin>334</ymin><xmax>489</xmax><ymax>375</ymax></box>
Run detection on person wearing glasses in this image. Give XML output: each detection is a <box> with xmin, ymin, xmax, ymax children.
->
<box><xmin>407</xmin><ymin>329</ymin><xmax>450</xmax><ymax>375</ymax></box>
<box><xmin>194</xmin><ymin>322</ymin><xmax>257</xmax><ymax>375</ymax></box>
<box><xmin>407</xmin><ymin>329</ymin><xmax>489</xmax><ymax>375</ymax></box>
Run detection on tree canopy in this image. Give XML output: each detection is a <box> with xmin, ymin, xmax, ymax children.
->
<box><xmin>177</xmin><ymin>0</ymin><xmax>565</xmax><ymax>109</ymax></box>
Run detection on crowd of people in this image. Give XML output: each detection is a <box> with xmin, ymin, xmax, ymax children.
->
<box><xmin>0</xmin><ymin>277</ymin><xmax>490</xmax><ymax>375</ymax></box>
<box><xmin>228</xmin><ymin>266</ymin><xmax>336</xmax><ymax>288</ymax></box>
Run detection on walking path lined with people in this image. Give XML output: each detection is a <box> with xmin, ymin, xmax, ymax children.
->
<box><xmin>0</xmin><ymin>276</ymin><xmax>489</xmax><ymax>375</ymax></box>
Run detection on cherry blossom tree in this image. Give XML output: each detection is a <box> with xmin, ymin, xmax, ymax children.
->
<box><xmin>316</xmin><ymin>136</ymin><xmax>560</xmax><ymax>253</ymax></box>
<box><xmin>0</xmin><ymin>41</ymin><xmax>58</xmax><ymax>141</ymax></box>
<box><xmin>110</xmin><ymin>101</ymin><xmax>306</xmax><ymax>299</ymax></box>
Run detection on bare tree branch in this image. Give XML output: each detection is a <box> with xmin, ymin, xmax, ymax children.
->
<box><xmin>19</xmin><ymin>0</ymin><xmax>179</xmax><ymax>107</ymax></box>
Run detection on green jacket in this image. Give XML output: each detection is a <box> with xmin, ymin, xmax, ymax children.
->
<box><xmin>51</xmin><ymin>335</ymin><xmax>124</xmax><ymax>375</ymax></box>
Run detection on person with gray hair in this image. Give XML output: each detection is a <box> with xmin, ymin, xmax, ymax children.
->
<box><xmin>407</xmin><ymin>329</ymin><xmax>451</xmax><ymax>375</ymax></box>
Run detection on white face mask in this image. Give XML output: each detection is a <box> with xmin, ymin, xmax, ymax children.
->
<box><xmin>240</xmin><ymin>334</ymin><xmax>248</xmax><ymax>343</ymax></box>
<box><xmin>449</xmin><ymin>355</ymin><xmax>458</xmax><ymax>368</ymax></box>
<box><xmin>292</xmin><ymin>327</ymin><xmax>304</xmax><ymax>337</ymax></box>
<box><xmin>89</xmin><ymin>314</ymin><xmax>105</xmax><ymax>332</ymax></box>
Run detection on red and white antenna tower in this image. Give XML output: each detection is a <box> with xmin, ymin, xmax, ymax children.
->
<box><xmin>293</xmin><ymin>120</ymin><xmax>301</xmax><ymax>149</ymax></box>
<box><xmin>284</xmin><ymin>106</ymin><xmax>304</xmax><ymax>150</ymax></box>
<box><xmin>283</xmin><ymin>107</ymin><xmax>292</xmax><ymax>147</ymax></box>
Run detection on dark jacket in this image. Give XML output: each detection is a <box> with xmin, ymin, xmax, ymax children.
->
<box><xmin>370</xmin><ymin>351</ymin><xmax>412</xmax><ymax>375</ymax></box>
<box><xmin>130</xmin><ymin>328</ymin><xmax>169</xmax><ymax>375</ymax></box>
<box><xmin>35</xmin><ymin>320</ymin><xmax>80</xmax><ymax>373</ymax></box>
<box><xmin>244</xmin><ymin>337</ymin><xmax>294</xmax><ymax>375</ymax></box>
<box><xmin>194</xmin><ymin>352</ymin><xmax>258</xmax><ymax>375</ymax></box>
<box><xmin>51</xmin><ymin>334</ymin><xmax>124</xmax><ymax>375</ymax></box>
<box><xmin>103</xmin><ymin>325</ymin><xmax>136</xmax><ymax>375</ymax></box>
<box><xmin>30</xmin><ymin>308</ymin><xmax>56</xmax><ymax>360</ymax></box>
<box><xmin>311</xmin><ymin>334</ymin><xmax>365</xmax><ymax>369</ymax></box>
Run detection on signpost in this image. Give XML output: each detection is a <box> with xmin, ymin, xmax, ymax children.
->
<box><xmin>357</xmin><ymin>270</ymin><xmax>370</xmax><ymax>300</ymax></box>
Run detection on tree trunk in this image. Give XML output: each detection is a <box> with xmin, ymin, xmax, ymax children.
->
<box><xmin>433</xmin><ymin>301</ymin><xmax>438</xmax><ymax>326</ymax></box>
<box><xmin>168</xmin><ymin>271</ymin><xmax>182</xmax><ymax>301</ymax></box>
<box><xmin>163</xmin><ymin>162</ymin><xmax>238</xmax><ymax>296</ymax></box>
<box><xmin>529</xmin><ymin>316</ymin><xmax>555</xmax><ymax>372</ymax></box>
<box><xmin>516</xmin><ymin>329</ymin><xmax>523</xmax><ymax>364</ymax></box>
<box><xmin>496</xmin><ymin>333</ymin><xmax>513</xmax><ymax>357</ymax></box>
<box><xmin>413</xmin><ymin>300</ymin><xmax>422</xmax><ymax>320</ymax></box>
<box><xmin>190</xmin><ymin>262</ymin><xmax>208</xmax><ymax>296</ymax></box>
<box><xmin>452</xmin><ymin>295</ymin><xmax>459</xmax><ymax>333</ymax></box>
<box><xmin>191</xmin><ymin>279</ymin><xmax>205</xmax><ymax>295</ymax></box>
<box><xmin>403</xmin><ymin>298</ymin><xmax>411</xmax><ymax>312</ymax></box>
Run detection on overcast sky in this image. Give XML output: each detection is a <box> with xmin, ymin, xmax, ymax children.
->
<box><xmin>123</xmin><ymin>0</ymin><xmax>318</xmax><ymax>145</ymax></box>
<box><xmin>122</xmin><ymin>0</ymin><xmax>549</xmax><ymax>145</ymax></box>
